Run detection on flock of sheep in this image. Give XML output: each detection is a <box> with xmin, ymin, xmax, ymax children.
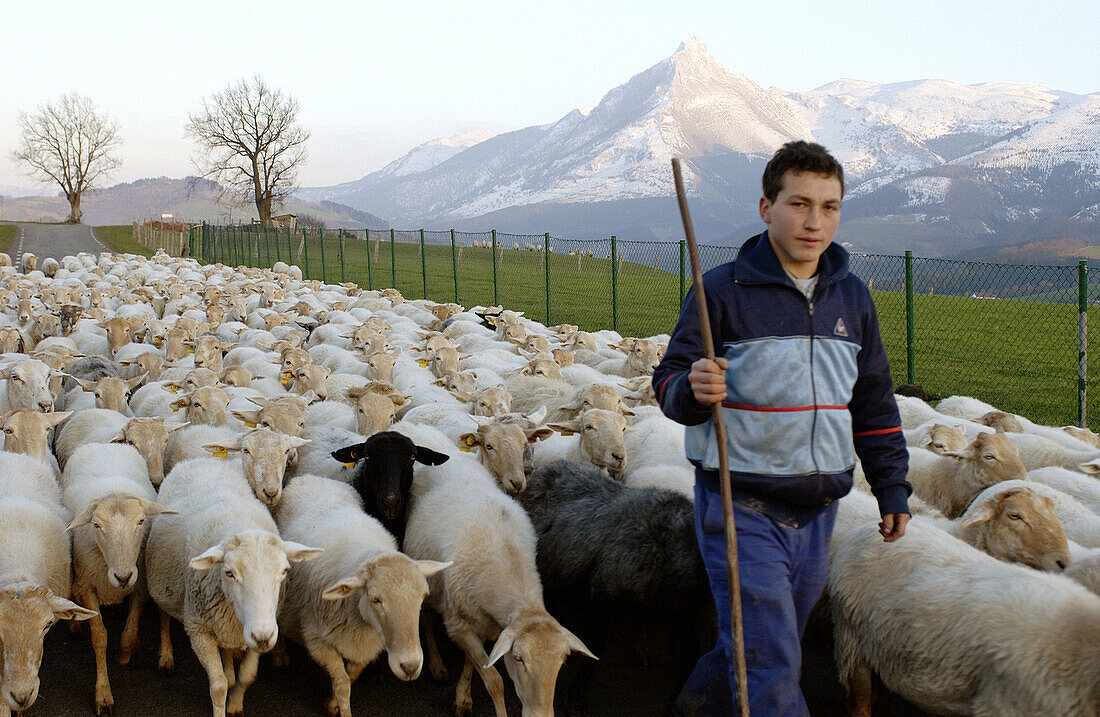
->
<box><xmin>1</xmin><ymin>246</ymin><xmax>1099</xmax><ymax>716</ymax></box>
<box><xmin>0</xmin><ymin>249</ymin><xmax>694</xmax><ymax>717</ymax></box>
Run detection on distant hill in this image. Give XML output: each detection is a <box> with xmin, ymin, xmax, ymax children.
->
<box><xmin>300</xmin><ymin>38</ymin><xmax>1100</xmax><ymax>255</ymax></box>
<box><xmin>0</xmin><ymin>177</ymin><xmax>388</xmax><ymax>230</ymax></box>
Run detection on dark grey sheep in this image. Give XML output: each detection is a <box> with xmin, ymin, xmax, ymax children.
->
<box><xmin>519</xmin><ymin>460</ymin><xmax>712</xmax><ymax>711</ymax></box>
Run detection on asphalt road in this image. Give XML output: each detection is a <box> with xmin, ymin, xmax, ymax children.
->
<box><xmin>1</xmin><ymin>221</ymin><xmax>110</xmax><ymax>261</ymax></box>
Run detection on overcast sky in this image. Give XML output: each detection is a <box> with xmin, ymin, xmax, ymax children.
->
<box><xmin>2</xmin><ymin>0</ymin><xmax>1097</xmax><ymax>191</ymax></box>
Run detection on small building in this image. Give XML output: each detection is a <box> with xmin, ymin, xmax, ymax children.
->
<box><xmin>271</xmin><ymin>213</ymin><xmax>297</xmax><ymax>230</ymax></box>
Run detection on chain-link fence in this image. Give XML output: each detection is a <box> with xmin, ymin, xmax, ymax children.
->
<box><xmin>190</xmin><ymin>223</ymin><xmax>1100</xmax><ymax>429</ymax></box>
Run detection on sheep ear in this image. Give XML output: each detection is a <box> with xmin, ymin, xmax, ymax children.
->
<box><xmin>109</xmin><ymin>430</ymin><xmax>128</xmax><ymax>443</ymax></box>
<box><xmin>940</xmin><ymin>446</ymin><xmax>970</xmax><ymax>461</ymax></box>
<box><xmin>247</xmin><ymin>396</ymin><xmax>270</xmax><ymax>407</ymax></box>
<box><xmin>527</xmin><ymin>428</ymin><xmax>555</xmax><ymax>443</ymax></box>
<box><xmin>189</xmin><ymin>545</ymin><xmax>226</xmax><ymax>570</ymax></box>
<box><xmin>1078</xmin><ymin>459</ymin><xmax>1100</xmax><ymax>475</ymax></box>
<box><xmin>458</xmin><ymin>432</ymin><xmax>480</xmax><ymax>450</ymax></box>
<box><xmin>127</xmin><ymin>373</ymin><xmax>149</xmax><ymax>390</ymax></box>
<box><xmin>284</xmin><ymin>542</ymin><xmax>324</xmax><ymax>563</ymax></box>
<box><xmin>561</xmin><ymin>626</ymin><xmax>598</xmax><ymax>661</ymax></box>
<box><xmin>203</xmin><ymin>441</ymin><xmax>240</xmax><ymax>456</ymax></box>
<box><xmin>47</xmin><ymin>595</ymin><xmax>98</xmax><ymax>622</ymax></box>
<box><xmin>416</xmin><ymin>560</ymin><xmax>452</xmax><ymax>580</ymax></box>
<box><xmin>918</xmin><ymin>434</ymin><xmax>933</xmax><ymax>448</ymax></box>
<box><xmin>526</xmin><ymin>406</ymin><xmax>548</xmax><ymax>425</ymax></box>
<box><xmin>138</xmin><ymin>499</ymin><xmax>177</xmax><ymax>517</ymax></box>
<box><xmin>485</xmin><ymin>625</ymin><xmax>518</xmax><ymax>668</ymax></box>
<box><xmin>46</xmin><ymin>411</ymin><xmax>72</xmax><ymax>427</ymax></box>
<box><xmin>169</xmin><ymin>397</ymin><xmax>190</xmax><ymax>411</ymax></box>
<box><xmin>959</xmin><ymin>499</ymin><xmax>999</xmax><ymax>529</ymax></box>
<box><xmin>391</xmin><ymin>393</ymin><xmax>409</xmax><ymax>407</ymax></box>
<box><xmin>331</xmin><ymin>443</ymin><xmax>365</xmax><ymax>464</ymax></box>
<box><xmin>166</xmin><ymin>421</ymin><xmax>190</xmax><ymax>433</ymax></box>
<box><xmin>416</xmin><ymin>446</ymin><xmax>451</xmax><ymax>466</ymax></box>
<box><xmin>321</xmin><ymin>574</ymin><xmax>364</xmax><ymax>601</ymax></box>
<box><xmin>287</xmin><ymin>436</ymin><xmax>311</xmax><ymax>449</ymax></box>
<box><xmin>549</xmin><ymin>421</ymin><xmax>580</xmax><ymax>434</ymax></box>
<box><xmin>233</xmin><ymin>409</ymin><xmax>261</xmax><ymax>424</ymax></box>
<box><xmin>67</xmin><ymin>504</ymin><xmax>98</xmax><ymax>531</ymax></box>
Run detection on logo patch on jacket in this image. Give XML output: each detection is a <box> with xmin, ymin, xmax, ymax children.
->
<box><xmin>834</xmin><ymin>317</ymin><xmax>849</xmax><ymax>337</ymax></box>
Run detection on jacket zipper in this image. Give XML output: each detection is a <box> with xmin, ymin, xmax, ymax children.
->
<box><xmin>807</xmin><ymin>294</ymin><xmax>822</xmax><ymax>477</ymax></box>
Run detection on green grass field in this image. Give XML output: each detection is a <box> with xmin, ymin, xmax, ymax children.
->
<box><xmin>186</xmin><ymin>227</ymin><xmax>1100</xmax><ymax>429</ymax></box>
<box><xmin>93</xmin><ymin>225</ymin><xmax>155</xmax><ymax>257</ymax></box>
<box><xmin>0</xmin><ymin>224</ymin><xmax>14</xmax><ymax>253</ymax></box>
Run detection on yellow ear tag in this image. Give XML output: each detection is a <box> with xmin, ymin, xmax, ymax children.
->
<box><xmin>418</xmin><ymin>359</ymin><xmax>429</xmax><ymax>368</ymax></box>
<box><xmin>213</xmin><ymin>448</ymin><xmax>228</xmax><ymax>459</ymax></box>
<box><xmin>82</xmin><ymin>387</ymin><xmax>92</xmax><ymax>393</ymax></box>
<box><xmin>459</xmin><ymin>446</ymin><xmax>471</xmax><ymax>452</ymax></box>
<box><xmin>342</xmin><ymin>462</ymin><xmax>357</xmax><ymax>469</ymax></box>
<box><xmin>187</xmin><ymin>347</ymin><xmax>195</xmax><ymax>354</ymax></box>
<box><xmin>154</xmin><ymin>339</ymin><xmax>163</xmax><ymax>347</ymax></box>
<box><xmin>172</xmin><ymin>405</ymin><xmax>182</xmax><ymax>412</ymax></box>
<box><xmin>458</xmin><ymin>397</ymin><xmax>468</xmax><ymax>403</ymax></box>
<box><xmin>560</xmin><ymin>430</ymin><xmax>575</xmax><ymax>437</ymax></box>
<box><xmin>245</xmin><ymin>421</ymin><xmax>257</xmax><ymax>428</ymax></box>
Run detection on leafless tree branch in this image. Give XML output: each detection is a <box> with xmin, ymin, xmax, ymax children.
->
<box><xmin>185</xmin><ymin>75</ymin><xmax>310</xmax><ymax>226</ymax></box>
<box><xmin>10</xmin><ymin>93</ymin><xmax>122</xmax><ymax>223</ymax></box>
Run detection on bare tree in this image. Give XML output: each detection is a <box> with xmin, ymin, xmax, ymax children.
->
<box><xmin>11</xmin><ymin>93</ymin><xmax>122</xmax><ymax>224</ymax></box>
<box><xmin>186</xmin><ymin>76</ymin><xmax>310</xmax><ymax>227</ymax></box>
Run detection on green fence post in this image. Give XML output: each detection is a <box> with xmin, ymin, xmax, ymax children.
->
<box><xmin>365</xmin><ymin>230</ymin><xmax>373</xmax><ymax>290</ymax></box>
<box><xmin>491</xmin><ymin>230</ymin><xmax>499</xmax><ymax>306</ymax></box>
<box><xmin>319</xmin><ymin>229</ymin><xmax>327</xmax><ymax>282</ymax></box>
<box><xmin>339</xmin><ymin>230</ymin><xmax>346</xmax><ymax>284</ymax></box>
<box><xmin>390</xmin><ymin>229</ymin><xmax>397</xmax><ymax>290</ymax></box>
<box><xmin>905</xmin><ymin>250</ymin><xmax>915</xmax><ymax>385</ymax></box>
<box><xmin>420</xmin><ymin>229</ymin><xmax>427</xmax><ymax>299</ymax></box>
<box><xmin>286</xmin><ymin>225</ymin><xmax>292</xmax><ymax>264</ymax></box>
<box><xmin>610</xmin><ymin>235</ymin><xmax>618</xmax><ymax>332</ymax></box>
<box><xmin>274</xmin><ymin>226</ymin><xmax>282</xmax><ymax>263</ymax></box>
<box><xmin>451</xmin><ymin>229</ymin><xmax>458</xmax><ymax>304</ymax></box>
<box><xmin>544</xmin><ymin>233</ymin><xmax>552</xmax><ymax>325</ymax></box>
<box><xmin>1079</xmin><ymin>260</ymin><xmax>1088</xmax><ymax>428</ymax></box>
<box><xmin>302</xmin><ymin>228</ymin><xmax>310</xmax><ymax>279</ymax></box>
<box><xmin>679</xmin><ymin>239</ymin><xmax>686</xmax><ymax>308</ymax></box>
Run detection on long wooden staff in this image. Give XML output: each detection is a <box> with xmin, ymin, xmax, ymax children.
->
<box><xmin>671</xmin><ymin>158</ymin><xmax>750</xmax><ymax>717</ymax></box>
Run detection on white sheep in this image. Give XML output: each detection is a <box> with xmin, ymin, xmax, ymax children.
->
<box><xmin>0</xmin><ymin>451</ymin><xmax>98</xmax><ymax>716</ymax></box>
<box><xmin>274</xmin><ymin>475</ymin><xmax>449</xmax><ymax>717</ymax></box>
<box><xmin>1028</xmin><ymin>465</ymin><xmax>1100</xmax><ymax>514</ymax></box>
<box><xmin>829</xmin><ymin>521</ymin><xmax>1100</xmax><ymax>715</ymax></box>
<box><xmin>905</xmin><ymin>432</ymin><xmax>1028</xmax><ymax>518</ymax></box>
<box><xmin>532</xmin><ymin>407</ymin><xmax>631</xmax><ymax>476</ymax></box>
<box><xmin>0</xmin><ymin>358</ymin><xmax>58</xmax><ymax>413</ymax></box>
<box><xmin>1002</xmin><ymin>431</ymin><xmax>1100</xmax><ymax>472</ymax></box>
<box><xmin>977</xmin><ymin>479</ymin><xmax>1100</xmax><ymax>548</ymax></box>
<box><xmin>61</xmin><ymin>443</ymin><xmax>174</xmax><ymax>715</ymax></box>
<box><xmin>403</xmin><ymin>455</ymin><xmax>595</xmax><ymax>716</ymax></box>
<box><xmin>145</xmin><ymin>459</ymin><xmax>322</xmax><ymax>717</ymax></box>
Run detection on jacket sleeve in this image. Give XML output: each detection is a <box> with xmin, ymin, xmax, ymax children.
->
<box><xmin>850</xmin><ymin>287</ymin><xmax>912</xmax><ymax>517</ymax></box>
<box><xmin>652</xmin><ymin>277</ymin><xmax>725</xmax><ymax>427</ymax></box>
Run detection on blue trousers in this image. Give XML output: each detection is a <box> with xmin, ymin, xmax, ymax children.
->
<box><xmin>677</xmin><ymin>480</ymin><xmax>838</xmax><ymax>717</ymax></box>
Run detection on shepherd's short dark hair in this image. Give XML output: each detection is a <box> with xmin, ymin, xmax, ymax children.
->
<box><xmin>762</xmin><ymin>141</ymin><xmax>844</xmax><ymax>202</ymax></box>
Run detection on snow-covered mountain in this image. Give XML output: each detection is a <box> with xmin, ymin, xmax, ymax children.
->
<box><xmin>301</xmin><ymin>38</ymin><xmax>1100</xmax><ymax>254</ymax></box>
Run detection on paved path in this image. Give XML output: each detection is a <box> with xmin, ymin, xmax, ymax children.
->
<box><xmin>1</xmin><ymin>221</ymin><xmax>110</xmax><ymax>261</ymax></box>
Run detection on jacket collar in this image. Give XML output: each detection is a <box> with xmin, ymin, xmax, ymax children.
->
<box><xmin>733</xmin><ymin>231</ymin><xmax>849</xmax><ymax>288</ymax></box>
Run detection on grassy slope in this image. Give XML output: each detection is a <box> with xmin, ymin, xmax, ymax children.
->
<box><xmin>93</xmin><ymin>225</ymin><xmax>154</xmax><ymax>257</ymax></box>
<box><xmin>192</xmin><ymin>228</ymin><xmax>1100</xmax><ymax>428</ymax></box>
<box><xmin>0</xmin><ymin>224</ymin><xmax>14</xmax><ymax>253</ymax></box>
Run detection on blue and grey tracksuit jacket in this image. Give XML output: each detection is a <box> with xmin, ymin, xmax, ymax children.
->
<box><xmin>653</xmin><ymin>232</ymin><xmax>911</xmax><ymax>526</ymax></box>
